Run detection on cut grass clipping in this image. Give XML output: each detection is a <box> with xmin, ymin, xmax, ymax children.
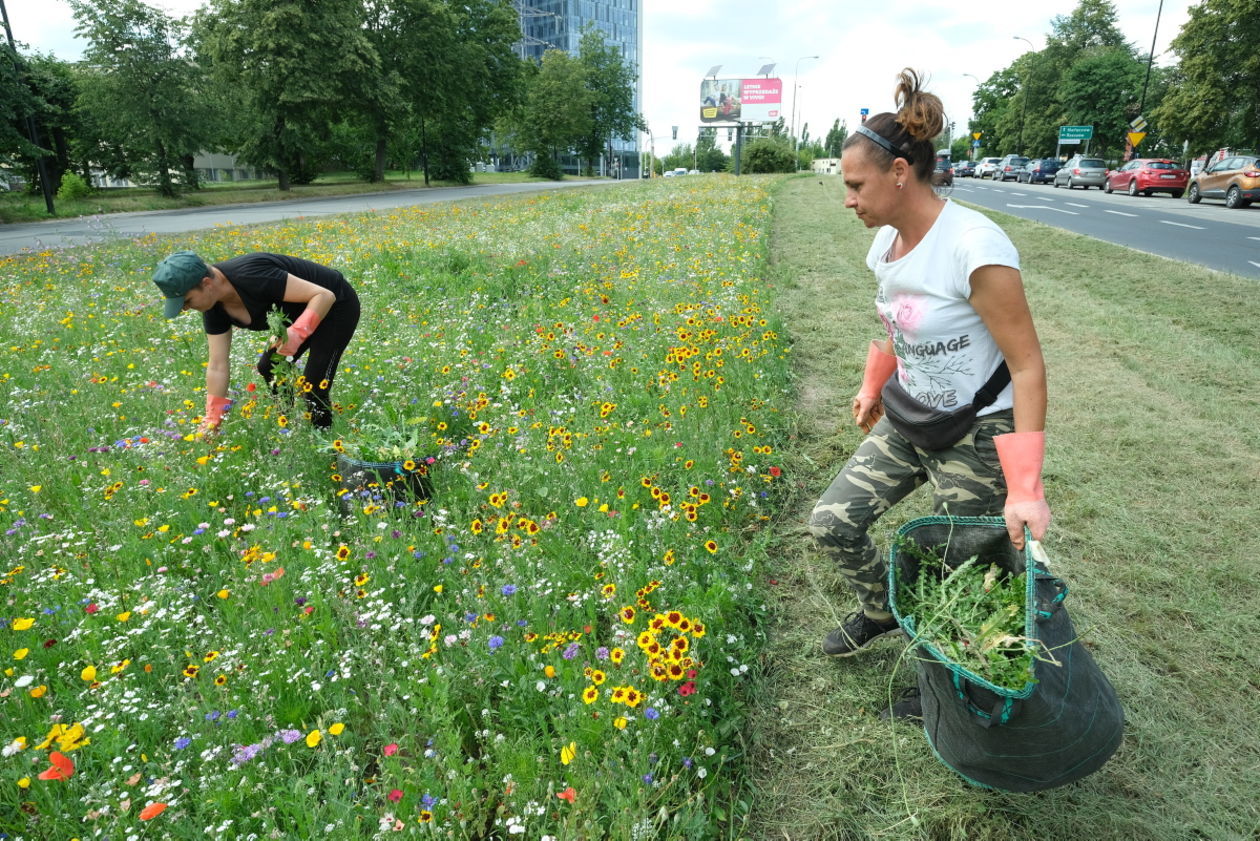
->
<box><xmin>894</xmin><ymin>538</ymin><xmax>1037</xmax><ymax>692</ymax></box>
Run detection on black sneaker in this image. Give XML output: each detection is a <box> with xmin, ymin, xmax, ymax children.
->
<box><xmin>879</xmin><ymin>686</ymin><xmax>923</xmax><ymax>722</ymax></box>
<box><xmin>821</xmin><ymin>610</ymin><xmax>903</xmax><ymax>657</ymax></box>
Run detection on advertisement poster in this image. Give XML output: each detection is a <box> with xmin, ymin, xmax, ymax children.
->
<box><xmin>699</xmin><ymin>78</ymin><xmax>783</xmax><ymax>125</ymax></box>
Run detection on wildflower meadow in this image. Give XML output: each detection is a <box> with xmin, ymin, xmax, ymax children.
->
<box><xmin>0</xmin><ymin>177</ymin><xmax>792</xmax><ymax>840</ymax></box>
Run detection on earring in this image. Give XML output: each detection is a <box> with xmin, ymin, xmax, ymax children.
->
<box><xmin>896</xmin><ymin>182</ymin><xmax>904</xmax><ymax>189</ymax></box>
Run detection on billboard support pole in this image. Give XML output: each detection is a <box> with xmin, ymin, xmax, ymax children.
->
<box><xmin>733</xmin><ymin>125</ymin><xmax>743</xmax><ymax>176</ymax></box>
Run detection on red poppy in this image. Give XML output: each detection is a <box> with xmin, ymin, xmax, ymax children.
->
<box><xmin>37</xmin><ymin>751</ymin><xmax>74</xmax><ymax>781</ymax></box>
<box><xmin>139</xmin><ymin>802</ymin><xmax>168</xmax><ymax>821</ymax></box>
<box><xmin>556</xmin><ymin>787</ymin><xmax>577</xmax><ymax>803</ymax></box>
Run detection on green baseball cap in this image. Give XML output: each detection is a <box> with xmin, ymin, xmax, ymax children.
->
<box><xmin>153</xmin><ymin>251</ymin><xmax>208</xmax><ymax>318</ymax></box>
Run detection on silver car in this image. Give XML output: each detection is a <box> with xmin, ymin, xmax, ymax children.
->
<box><xmin>1053</xmin><ymin>155</ymin><xmax>1107</xmax><ymax>190</ymax></box>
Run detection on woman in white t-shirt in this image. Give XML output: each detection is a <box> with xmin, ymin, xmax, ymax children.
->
<box><xmin>808</xmin><ymin>70</ymin><xmax>1052</xmax><ymax>698</ymax></box>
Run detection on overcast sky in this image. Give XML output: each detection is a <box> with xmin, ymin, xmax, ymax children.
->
<box><xmin>10</xmin><ymin>0</ymin><xmax>1195</xmax><ymax>156</ymax></box>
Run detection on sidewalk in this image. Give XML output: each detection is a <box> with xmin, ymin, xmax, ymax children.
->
<box><xmin>0</xmin><ymin>179</ymin><xmax>618</xmax><ymax>256</ymax></box>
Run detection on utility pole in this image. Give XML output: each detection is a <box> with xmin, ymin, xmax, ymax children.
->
<box><xmin>0</xmin><ymin>0</ymin><xmax>55</xmax><ymax>214</ymax></box>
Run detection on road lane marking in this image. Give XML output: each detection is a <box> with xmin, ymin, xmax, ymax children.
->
<box><xmin>1250</xmin><ymin>261</ymin><xmax>1260</xmax><ymax>270</ymax></box>
<box><xmin>1248</xmin><ymin>236</ymin><xmax>1260</xmax><ymax>241</ymax></box>
<box><xmin>1160</xmin><ymin>220</ymin><xmax>1205</xmax><ymax>229</ymax></box>
<box><xmin>1065</xmin><ymin>202</ymin><xmax>1089</xmax><ymax>208</ymax></box>
<box><xmin>1007</xmin><ymin>204</ymin><xmax>1079</xmax><ymax>214</ymax></box>
<box><xmin>1105</xmin><ymin>210</ymin><xmax>1139</xmax><ymax>217</ymax></box>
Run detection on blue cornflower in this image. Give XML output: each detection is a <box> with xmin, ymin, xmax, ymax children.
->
<box><xmin>488</xmin><ymin>635</ymin><xmax>505</xmax><ymax>651</ymax></box>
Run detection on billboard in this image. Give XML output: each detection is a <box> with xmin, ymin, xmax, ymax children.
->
<box><xmin>699</xmin><ymin>78</ymin><xmax>783</xmax><ymax>125</ymax></box>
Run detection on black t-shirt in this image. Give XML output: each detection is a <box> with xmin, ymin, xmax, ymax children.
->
<box><xmin>202</xmin><ymin>253</ymin><xmax>352</xmax><ymax>335</ymax></box>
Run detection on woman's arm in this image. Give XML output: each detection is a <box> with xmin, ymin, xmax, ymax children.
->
<box><xmin>205</xmin><ymin>330</ymin><xmax>232</xmax><ymax>398</ymax></box>
<box><xmin>282</xmin><ymin>273</ymin><xmax>336</xmax><ymax>319</ymax></box>
<box><xmin>201</xmin><ymin>330</ymin><xmax>233</xmax><ymax>434</ymax></box>
<box><xmin>969</xmin><ymin>264</ymin><xmax>1046</xmax><ymax>433</ymax></box>
<box><xmin>970</xmin><ymin>264</ymin><xmax>1051</xmax><ymax>548</ymax></box>
<box><xmin>275</xmin><ymin>273</ymin><xmax>337</xmax><ymax>355</ymax></box>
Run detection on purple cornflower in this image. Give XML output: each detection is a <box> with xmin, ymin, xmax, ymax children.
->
<box><xmin>232</xmin><ymin>743</ymin><xmax>264</xmax><ymax>766</ymax></box>
<box><xmin>173</xmin><ymin>736</ymin><xmax>192</xmax><ymax>750</ymax></box>
<box><xmin>595</xmin><ymin>646</ymin><xmax>610</xmax><ymax>661</ymax></box>
<box><xmin>562</xmin><ymin>642</ymin><xmax>580</xmax><ymax>660</ymax></box>
<box><xmin>278</xmin><ymin>729</ymin><xmax>302</xmax><ymax>744</ymax></box>
<box><xmin>501</xmin><ymin>584</ymin><xmax>517</xmax><ymax>596</ymax></box>
<box><xmin>488</xmin><ymin>635</ymin><xmax>505</xmax><ymax>651</ymax></box>
<box><xmin>644</xmin><ymin>708</ymin><xmax>659</xmax><ymax>720</ymax></box>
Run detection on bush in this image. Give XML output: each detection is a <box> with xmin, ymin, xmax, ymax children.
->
<box><xmin>742</xmin><ymin>138</ymin><xmax>796</xmax><ymax>173</ymax></box>
<box><xmin>55</xmin><ymin>172</ymin><xmax>92</xmax><ymax>201</ymax></box>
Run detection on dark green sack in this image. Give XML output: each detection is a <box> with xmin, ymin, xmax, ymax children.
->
<box><xmin>888</xmin><ymin>515</ymin><xmax>1124</xmax><ymax>793</ymax></box>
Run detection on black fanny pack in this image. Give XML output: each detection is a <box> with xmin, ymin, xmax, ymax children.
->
<box><xmin>880</xmin><ymin>361</ymin><xmax>1010</xmax><ymax>451</ymax></box>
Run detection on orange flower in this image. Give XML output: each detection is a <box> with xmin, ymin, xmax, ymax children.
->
<box><xmin>37</xmin><ymin>751</ymin><xmax>74</xmax><ymax>781</ymax></box>
<box><xmin>138</xmin><ymin>802</ymin><xmax>168</xmax><ymax>820</ymax></box>
<box><xmin>556</xmin><ymin>787</ymin><xmax>577</xmax><ymax>803</ymax></box>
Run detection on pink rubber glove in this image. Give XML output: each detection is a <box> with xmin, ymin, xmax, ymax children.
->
<box><xmin>277</xmin><ymin>309</ymin><xmax>321</xmax><ymax>357</ymax></box>
<box><xmin>200</xmin><ymin>394</ymin><xmax>232</xmax><ymax>435</ymax></box>
<box><xmin>995</xmin><ymin>430</ymin><xmax>1052</xmax><ymax>550</ymax></box>
<box><xmin>853</xmin><ymin>340</ymin><xmax>898</xmax><ymax>433</ymax></box>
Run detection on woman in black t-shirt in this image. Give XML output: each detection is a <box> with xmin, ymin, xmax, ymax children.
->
<box><xmin>153</xmin><ymin>251</ymin><xmax>360</xmax><ymax>430</ymax></box>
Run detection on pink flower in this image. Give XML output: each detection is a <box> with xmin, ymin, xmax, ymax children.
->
<box><xmin>383</xmin><ymin>743</ymin><xmax>399</xmax><ymax>757</ymax></box>
<box><xmin>387</xmin><ymin>789</ymin><xmax>403</xmax><ymax>803</ymax></box>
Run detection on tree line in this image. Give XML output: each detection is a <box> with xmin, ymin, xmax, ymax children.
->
<box><xmin>0</xmin><ymin>0</ymin><xmax>644</xmax><ymax>198</ymax></box>
<box><xmin>952</xmin><ymin>0</ymin><xmax>1257</xmax><ymax>164</ymax></box>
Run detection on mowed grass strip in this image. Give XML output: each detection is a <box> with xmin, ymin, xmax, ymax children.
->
<box><xmin>746</xmin><ymin>174</ymin><xmax>1260</xmax><ymax>841</ymax></box>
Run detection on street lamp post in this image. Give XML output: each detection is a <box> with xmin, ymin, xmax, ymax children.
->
<box><xmin>962</xmin><ymin>73</ymin><xmax>981</xmax><ymax>156</ymax></box>
<box><xmin>791</xmin><ymin>55</ymin><xmax>819</xmax><ymax>170</ymax></box>
<box><xmin>1013</xmin><ymin>36</ymin><xmax>1034</xmax><ymax>154</ymax></box>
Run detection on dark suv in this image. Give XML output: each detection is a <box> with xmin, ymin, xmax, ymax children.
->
<box><xmin>932</xmin><ymin>160</ymin><xmax>954</xmax><ymax>187</ymax></box>
<box><xmin>1018</xmin><ymin>158</ymin><xmax>1061</xmax><ymax>184</ymax></box>
<box><xmin>996</xmin><ymin>155</ymin><xmax>1030</xmax><ymax>182</ymax></box>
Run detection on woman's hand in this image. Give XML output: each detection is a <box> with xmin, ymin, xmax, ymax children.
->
<box><xmin>852</xmin><ymin>394</ymin><xmax>884</xmax><ymax>434</ymax></box>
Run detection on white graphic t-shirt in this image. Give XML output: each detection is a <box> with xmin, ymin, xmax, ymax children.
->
<box><xmin>866</xmin><ymin>200</ymin><xmax>1020</xmax><ymax>415</ymax></box>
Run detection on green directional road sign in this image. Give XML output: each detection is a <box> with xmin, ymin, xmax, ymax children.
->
<box><xmin>1058</xmin><ymin>125</ymin><xmax>1094</xmax><ymax>141</ymax></box>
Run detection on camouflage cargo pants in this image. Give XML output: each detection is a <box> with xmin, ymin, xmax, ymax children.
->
<box><xmin>807</xmin><ymin>410</ymin><xmax>1014</xmax><ymax>622</ymax></box>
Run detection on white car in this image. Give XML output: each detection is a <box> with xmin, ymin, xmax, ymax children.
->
<box><xmin>975</xmin><ymin>157</ymin><xmax>1002</xmax><ymax>179</ymax></box>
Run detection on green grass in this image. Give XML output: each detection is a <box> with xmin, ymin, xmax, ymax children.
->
<box><xmin>744</xmin><ymin>174</ymin><xmax>1260</xmax><ymax>841</ymax></box>
<box><xmin>0</xmin><ymin>170</ymin><xmax>575</xmax><ymax>224</ymax></box>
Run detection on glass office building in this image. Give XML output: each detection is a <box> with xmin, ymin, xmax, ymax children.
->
<box><xmin>508</xmin><ymin>1</ymin><xmax>643</xmax><ymax>176</ymax></box>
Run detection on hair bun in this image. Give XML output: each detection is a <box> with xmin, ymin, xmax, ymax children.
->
<box><xmin>893</xmin><ymin>68</ymin><xmax>945</xmax><ymax>143</ymax></box>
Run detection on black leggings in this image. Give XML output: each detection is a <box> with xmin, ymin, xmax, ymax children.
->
<box><xmin>256</xmin><ymin>287</ymin><xmax>360</xmax><ymax>428</ymax></box>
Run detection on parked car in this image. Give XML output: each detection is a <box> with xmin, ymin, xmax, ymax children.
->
<box><xmin>932</xmin><ymin>159</ymin><xmax>954</xmax><ymax>187</ymax></box>
<box><xmin>1103</xmin><ymin>158</ymin><xmax>1188</xmax><ymax>198</ymax></box>
<box><xmin>1053</xmin><ymin>155</ymin><xmax>1107</xmax><ymax>189</ymax></box>
<box><xmin>975</xmin><ymin>157</ymin><xmax>1002</xmax><ymax>179</ymax></box>
<box><xmin>954</xmin><ymin>160</ymin><xmax>977</xmax><ymax>178</ymax></box>
<box><xmin>1186</xmin><ymin>153</ymin><xmax>1260</xmax><ymax>208</ymax></box>
<box><xmin>996</xmin><ymin>155</ymin><xmax>1030</xmax><ymax>181</ymax></box>
<box><xmin>1017</xmin><ymin>158</ymin><xmax>1061</xmax><ymax>184</ymax></box>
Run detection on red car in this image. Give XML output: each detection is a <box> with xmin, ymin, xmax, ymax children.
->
<box><xmin>1104</xmin><ymin>158</ymin><xmax>1188</xmax><ymax>198</ymax></box>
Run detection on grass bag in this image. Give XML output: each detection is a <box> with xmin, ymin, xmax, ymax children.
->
<box><xmin>888</xmin><ymin>515</ymin><xmax>1124</xmax><ymax>793</ymax></box>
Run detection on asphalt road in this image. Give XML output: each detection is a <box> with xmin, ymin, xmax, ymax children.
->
<box><xmin>0</xmin><ymin>179</ymin><xmax>622</xmax><ymax>257</ymax></box>
<box><xmin>950</xmin><ymin>177</ymin><xmax>1260</xmax><ymax>278</ymax></box>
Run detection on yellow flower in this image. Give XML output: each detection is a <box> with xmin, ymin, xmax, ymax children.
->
<box><xmin>574</xmin><ymin>496</ymin><xmax>589</xmax><ymax>507</ymax></box>
<box><xmin>329</xmin><ymin>723</ymin><xmax>345</xmax><ymax>736</ymax></box>
<box><xmin>81</xmin><ymin>665</ymin><xmax>97</xmax><ymax>682</ymax></box>
<box><xmin>116</xmin><ymin>612</ymin><xmax>131</xmax><ymax>623</ymax></box>
<box><xmin>216</xmin><ymin>589</ymin><xmax>230</xmax><ymax>599</ymax></box>
<box><xmin>14</xmin><ymin>648</ymin><xmax>29</xmax><ymax>660</ymax></box>
<box><xmin>29</xmin><ymin>485</ymin><xmax>41</xmax><ymax>493</ymax></box>
<box><xmin>613</xmin><ymin>717</ymin><xmax>628</xmax><ymax>730</ymax></box>
<box><xmin>581</xmin><ymin>686</ymin><xmax>598</xmax><ymax>704</ymax></box>
<box><xmin>11</xmin><ymin>617</ymin><xmax>34</xmax><ymax>631</ymax></box>
<box><xmin>560</xmin><ymin>741</ymin><xmax>577</xmax><ymax>765</ymax></box>
<box><xmin>17</xmin><ymin>777</ymin><xmax>30</xmax><ymax>789</ymax></box>
<box><xmin>306</xmin><ymin>729</ymin><xmax>322</xmax><ymax>748</ymax></box>
<box><xmin>29</xmin><ymin>685</ymin><xmax>47</xmax><ymax>698</ymax></box>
